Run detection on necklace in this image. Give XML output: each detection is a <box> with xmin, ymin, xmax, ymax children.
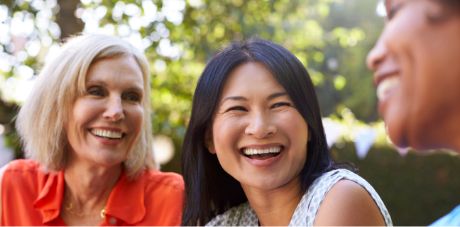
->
<box><xmin>64</xmin><ymin>199</ymin><xmax>106</xmax><ymax>219</ymax></box>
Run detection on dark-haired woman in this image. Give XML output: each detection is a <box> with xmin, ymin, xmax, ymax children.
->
<box><xmin>182</xmin><ymin>39</ymin><xmax>392</xmax><ymax>226</ymax></box>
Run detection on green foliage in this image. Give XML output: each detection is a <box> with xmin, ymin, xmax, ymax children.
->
<box><xmin>0</xmin><ymin>0</ymin><xmax>396</xmax><ymax>174</ymax></box>
<box><xmin>1</xmin><ymin>0</ymin><xmax>385</xmax><ymax>160</ymax></box>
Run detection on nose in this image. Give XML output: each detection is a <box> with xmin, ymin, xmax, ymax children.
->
<box><xmin>367</xmin><ymin>36</ymin><xmax>387</xmax><ymax>72</ymax></box>
<box><xmin>244</xmin><ymin>111</ymin><xmax>277</xmax><ymax>139</ymax></box>
<box><xmin>103</xmin><ymin>96</ymin><xmax>125</xmax><ymax>122</ymax></box>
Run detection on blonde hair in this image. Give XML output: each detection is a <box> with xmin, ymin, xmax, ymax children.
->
<box><xmin>15</xmin><ymin>34</ymin><xmax>155</xmax><ymax>177</ymax></box>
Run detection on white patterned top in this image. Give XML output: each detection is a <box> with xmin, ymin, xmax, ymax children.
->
<box><xmin>205</xmin><ymin>169</ymin><xmax>393</xmax><ymax>226</ymax></box>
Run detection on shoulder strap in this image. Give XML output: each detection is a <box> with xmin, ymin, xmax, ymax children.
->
<box><xmin>0</xmin><ymin>163</ymin><xmax>9</xmax><ymax>224</ymax></box>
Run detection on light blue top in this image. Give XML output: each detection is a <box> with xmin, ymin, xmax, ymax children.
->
<box><xmin>431</xmin><ymin>205</ymin><xmax>460</xmax><ymax>226</ymax></box>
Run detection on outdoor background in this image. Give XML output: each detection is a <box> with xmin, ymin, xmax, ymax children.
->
<box><xmin>0</xmin><ymin>0</ymin><xmax>459</xmax><ymax>225</ymax></box>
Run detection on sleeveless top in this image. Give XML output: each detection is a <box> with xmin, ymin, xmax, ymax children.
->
<box><xmin>205</xmin><ymin>169</ymin><xmax>392</xmax><ymax>226</ymax></box>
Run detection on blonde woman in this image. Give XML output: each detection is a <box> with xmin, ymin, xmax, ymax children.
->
<box><xmin>0</xmin><ymin>34</ymin><xmax>183</xmax><ymax>225</ymax></box>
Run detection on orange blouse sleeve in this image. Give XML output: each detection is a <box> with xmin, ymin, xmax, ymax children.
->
<box><xmin>0</xmin><ymin>164</ymin><xmax>8</xmax><ymax>225</ymax></box>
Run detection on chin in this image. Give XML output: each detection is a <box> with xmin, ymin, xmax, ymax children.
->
<box><xmin>95</xmin><ymin>156</ymin><xmax>125</xmax><ymax>168</ymax></box>
<box><xmin>386</xmin><ymin>122</ymin><xmax>410</xmax><ymax>149</ymax></box>
<box><xmin>388</xmin><ymin>124</ymin><xmax>439</xmax><ymax>151</ymax></box>
<box><xmin>241</xmin><ymin>179</ymin><xmax>271</xmax><ymax>190</ymax></box>
<box><xmin>388</xmin><ymin>134</ymin><xmax>408</xmax><ymax>148</ymax></box>
<box><xmin>408</xmin><ymin>134</ymin><xmax>447</xmax><ymax>151</ymax></box>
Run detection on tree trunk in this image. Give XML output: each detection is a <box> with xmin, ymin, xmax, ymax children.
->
<box><xmin>56</xmin><ymin>0</ymin><xmax>84</xmax><ymax>40</ymax></box>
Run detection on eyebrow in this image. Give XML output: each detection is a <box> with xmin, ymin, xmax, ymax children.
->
<box><xmin>268</xmin><ymin>92</ymin><xmax>288</xmax><ymax>100</ymax></box>
<box><xmin>384</xmin><ymin>0</ymin><xmax>390</xmax><ymax>17</ymax></box>
<box><xmin>220</xmin><ymin>92</ymin><xmax>288</xmax><ymax>103</ymax></box>
<box><xmin>385</xmin><ymin>0</ymin><xmax>391</xmax><ymax>10</ymax></box>
<box><xmin>86</xmin><ymin>80</ymin><xmax>144</xmax><ymax>93</ymax></box>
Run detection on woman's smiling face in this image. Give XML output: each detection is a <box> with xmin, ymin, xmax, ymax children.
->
<box><xmin>66</xmin><ymin>56</ymin><xmax>144</xmax><ymax>167</ymax></box>
<box><xmin>208</xmin><ymin>62</ymin><xmax>309</xmax><ymax>192</ymax></box>
<box><xmin>367</xmin><ymin>0</ymin><xmax>460</xmax><ymax>149</ymax></box>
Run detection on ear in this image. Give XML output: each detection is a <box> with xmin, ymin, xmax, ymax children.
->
<box><xmin>205</xmin><ymin>129</ymin><xmax>216</xmax><ymax>154</ymax></box>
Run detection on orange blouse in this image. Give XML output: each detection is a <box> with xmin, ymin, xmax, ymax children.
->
<box><xmin>1</xmin><ymin>159</ymin><xmax>184</xmax><ymax>226</ymax></box>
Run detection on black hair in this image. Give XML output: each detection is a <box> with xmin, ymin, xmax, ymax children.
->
<box><xmin>181</xmin><ymin>38</ymin><xmax>339</xmax><ymax>225</ymax></box>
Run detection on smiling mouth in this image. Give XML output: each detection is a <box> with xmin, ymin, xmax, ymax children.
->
<box><xmin>242</xmin><ymin>146</ymin><xmax>283</xmax><ymax>159</ymax></box>
<box><xmin>90</xmin><ymin>129</ymin><xmax>124</xmax><ymax>139</ymax></box>
<box><xmin>376</xmin><ymin>76</ymin><xmax>400</xmax><ymax>101</ymax></box>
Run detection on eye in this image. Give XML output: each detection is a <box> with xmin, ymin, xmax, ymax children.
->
<box><xmin>86</xmin><ymin>86</ymin><xmax>105</xmax><ymax>97</ymax></box>
<box><xmin>225</xmin><ymin>106</ymin><xmax>247</xmax><ymax>112</ymax></box>
<box><xmin>123</xmin><ymin>92</ymin><xmax>142</xmax><ymax>102</ymax></box>
<box><xmin>386</xmin><ymin>2</ymin><xmax>404</xmax><ymax>20</ymax></box>
<box><xmin>271</xmin><ymin>102</ymin><xmax>292</xmax><ymax>109</ymax></box>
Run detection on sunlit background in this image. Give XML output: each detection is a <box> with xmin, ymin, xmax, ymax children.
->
<box><xmin>0</xmin><ymin>0</ymin><xmax>458</xmax><ymax>225</ymax></box>
<box><xmin>0</xmin><ymin>0</ymin><xmax>390</xmax><ymax>164</ymax></box>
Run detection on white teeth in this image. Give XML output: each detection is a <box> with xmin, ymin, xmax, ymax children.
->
<box><xmin>377</xmin><ymin>77</ymin><xmax>400</xmax><ymax>101</ymax></box>
<box><xmin>91</xmin><ymin>129</ymin><xmax>123</xmax><ymax>139</ymax></box>
<box><xmin>243</xmin><ymin>147</ymin><xmax>281</xmax><ymax>156</ymax></box>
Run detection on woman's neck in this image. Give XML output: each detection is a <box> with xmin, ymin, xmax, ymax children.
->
<box><xmin>242</xmin><ymin>177</ymin><xmax>303</xmax><ymax>226</ymax></box>
<box><xmin>409</xmin><ymin>110</ymin><xmax>460</xmax><ymax>151</ymax></box>
<box><xmin>62</xmin><ymin>161</ymin><xmax>122</xmax><ymax>225</ymax></box>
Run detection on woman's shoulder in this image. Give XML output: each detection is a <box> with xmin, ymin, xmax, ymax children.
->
<box><xmin>317</xmin><ymin>169</ymin><xmax>371</xmax><ymax>186</ymax></box>
<box><xmin>142</xmin><ymin>169</ymin><xmax>184</xmax><ymax>191</ymax></box>
<box><xmin>3</xmin><ymin>159</ymin><xmax>41</xmax><ymax>172</ymax></box>
<box><xmin>2</xmin><ymin>159</ymin><xmax>50</xmax><ymax>183</ymax></box>
<box><xmin>293</xmin><ymin>168</ymin><xmax>392</xmax><ymax>226</ymax></box>
<box><xmin>307</xmin><ymin>168</ymin><xmax>382</xmax><ymax>198</ymax></box>
<box><xmin>1</xmin><ymin>159</ymin><xmax>53</xmax><ymax>209</ymax></box>
<box><xmin>313</xmin><ymin>178</ymin><xmax>387</xmax><ymax>225</ymax></box>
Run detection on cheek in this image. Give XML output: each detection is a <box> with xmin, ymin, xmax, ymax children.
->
<box><xmin>212</xmin><ymin>118</ymin><xmax>241</xmax><ymax>152</ymax></box>
<box><xmin>71</xmin><ymin>99</ymin><xmax>101</xmax><ymax>125</ymax></box>
<box><xmin>289</xmin><ymin>127</ymin><xmax>308</xmax><ymax>151</ymax></box>
<box><xmin>280</xmin><ymin>112</ymin><xmax>308</xmax><ymax>136</ymax></box>
<box><xmin>281</xmin><ymin>113</ymin><xmax>309</xmax><ymax>149</ymax></box>
<box><xmin>211</xmin><ymin>123</ymin><xmax>228</xmax><ymax>150</ymax></box>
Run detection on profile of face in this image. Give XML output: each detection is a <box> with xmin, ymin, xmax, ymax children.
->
<box><xmin>208</xmin><ymin>62</ymin><xmax>309</xmax><ymax>192</ymax></box>
<box><xmin>367</xmin><ymin>0</ymin><xmax>460</xmax><ymax>149</ymax></box>
<box><xmin>66</xmin><ymin>56</ymin><xmax>144</xmax><ymax>167</ymax></box>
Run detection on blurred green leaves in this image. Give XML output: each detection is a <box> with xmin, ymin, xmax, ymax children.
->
<box><xmin>0</xmin><ymin>0</ymin><xmax>384</xmax><ymax>169</ymax></box>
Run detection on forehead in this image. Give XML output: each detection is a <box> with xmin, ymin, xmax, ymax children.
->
<box><xmin>85</xmin><ymin>56</ymin><xmax>144</xmax><ymax>88</ymax></box>
<box><xmin>223</xmin><ymin>62</ymin><xmax>284</xmax><ymax>92</ymax></box>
